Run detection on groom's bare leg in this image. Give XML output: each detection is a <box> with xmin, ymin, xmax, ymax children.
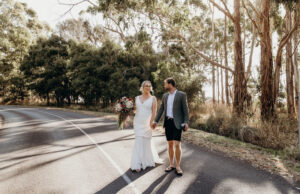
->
<box><xmin>174</xmin><ymin>141</ymin><xmax>182</xmax><ymax>168</ymax></box>
<box><xmin>167</xmin><ymin>140</ymin><xmax>175</xmax><ymax>166</ymax></box>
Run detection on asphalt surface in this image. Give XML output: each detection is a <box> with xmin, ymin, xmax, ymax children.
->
<box><xmin>0</xmin><ymin>105</ymin><xmax>299</xmax><ymax>194</ymax></box>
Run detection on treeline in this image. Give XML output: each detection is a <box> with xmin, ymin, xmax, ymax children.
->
<box><xmin>1</xmin><ymin>0</ymin><xmax>300</xmax><ymax>122</ymax></box>
<box><xmin>19</xmin><ymin>34</ymin><xmax>157</xmax><ymax>107</ymax></box>
<box><xmin>0</xmin><ymin>1</ymin><xmax>205</xmax><ymax>108</ymax></box>
<box><xmin>2</xmin><ymin>33</ymin><xmax>204</xmax><ymax>107</ymax></box>
<box><xmin>69</xmin><ymin>0</ymin><xmax>299</xmax><ymax>121</ymax></box>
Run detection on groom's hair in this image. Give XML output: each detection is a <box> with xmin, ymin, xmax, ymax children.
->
<box><xmin>165</xmin><ymin>78</ymin><xmax>176</xmax><ymax>87</ymax></box>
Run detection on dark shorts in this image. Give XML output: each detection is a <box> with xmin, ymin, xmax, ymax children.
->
<box><xmin>165</xmin><ymin>117</ymin><xmax>182</xmax><ymax>141</ymax></box>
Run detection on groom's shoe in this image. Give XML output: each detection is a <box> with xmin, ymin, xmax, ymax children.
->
<box><xmin>165</xmin><ymin>166</ymin><xmax>175</xmax><ymax>172</ymax></box>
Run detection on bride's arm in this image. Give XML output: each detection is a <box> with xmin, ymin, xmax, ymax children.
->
<box><xmin>150</xmin><ymin>97</ymin><xmax>157</xmax><ymax>127</ymax></box>
<box><xmin>133</xmin><ymin>96</ymin><xmax>137</xmax><ymax>114</ymax></box>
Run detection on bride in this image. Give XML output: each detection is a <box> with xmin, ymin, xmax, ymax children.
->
<box><xmin>131</xmin><ymin>80</ymin><xmax>163</xmax><ymax>172</ymax></box>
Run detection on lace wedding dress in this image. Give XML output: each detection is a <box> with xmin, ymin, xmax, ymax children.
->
<box><xmin>131</xmin><ymin>96</ymin><xmax>163</xmax><ymax>170</ymax></box>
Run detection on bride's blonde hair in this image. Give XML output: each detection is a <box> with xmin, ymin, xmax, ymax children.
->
<box><xmin>140</xmin><ymin>80</ymin><xmax>154</xmax><ymax>93</ymax></box>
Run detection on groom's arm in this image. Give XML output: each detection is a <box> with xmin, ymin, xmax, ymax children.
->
<box><xmin>154</xmin><ymin>94</ymin><xmax>165</xmax><ymax>123</ymax></box>
<box><xmin>182</xmin><ymin>93</ymin><xmax>189</xmax><ymax>124</ymax></box>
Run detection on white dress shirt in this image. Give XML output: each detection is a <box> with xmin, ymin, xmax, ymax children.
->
<box><xmin>166</xmin><ymin>90</ymin><xmax>177</xmax><ymax>118</ymax></box>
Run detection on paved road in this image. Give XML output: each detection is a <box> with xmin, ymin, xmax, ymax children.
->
<box><xmin>0</xmin><ymin>105</ymin><xmax>299</xmax><ymax>194</ymax></box>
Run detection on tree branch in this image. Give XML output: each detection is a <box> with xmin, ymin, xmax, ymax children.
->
<box><xmin>176</xmin><ymin>31</ymin><xmax>234</xmax><ymax>73</ymax></box>
<box><xmin>102</xmin><ymin>26</ymin><xmax>126</xmax><ymax>42</ymax></box>
<box><xmin>106</xmin><ymin>13</ymin><xmax>126</xmax><ymax>39</ymax></box>
<box><xmin>141</xmin><ymin>10</ymin><xmax>235</xmax><ymax>73</ymax></box>
<box><xmin>276</xmin><ymin>14</ymin><xmax>300</xmax><ymax>59</ymax></box>
<box><xmin>244</xmin><ymin>0</ymin><xmax>262</xmax><ymax>19</ymax></box>
<box><xmin>208</xmin><ymin>0</ymin><xmax>235</xmax><ymax>22</ymax></box>
<box><xmin>241</xmin><ymin>0</ymin><xmax>262</xmax><ymax>37</ymax></box>
<box><xmin>57</xmin><ymin>0</ymin><xmax>97</xmax><ymax>18</ymax></box>
<box><xmin>220</xmin><ymin>0</ymin><xmax>232</xmax><ymax>16</ymax></box>
<box><xmin>245</xmin><ymin>28</ymin><xmax>256</xmax><ymax>80</ymax></box>
<box><xmin>291</xmin><ymin>39</ymin><xmax>300</xmax><ymax>57</ymax></box>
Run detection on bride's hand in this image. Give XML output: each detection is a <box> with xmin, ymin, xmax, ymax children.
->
<box><xmin>151</xmin><ymin>122</ymin><xmax>157</xmax><ymax>130</ymax></box>
<box><xmin>150</xmin><ymin>123</ymin><xmax>154</xmax><ymax>130</ymax></box>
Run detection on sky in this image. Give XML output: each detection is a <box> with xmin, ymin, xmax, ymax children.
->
<box><xmin>20</xmin><ymin>0</ymin><xmax>90</xmax><ymax>28</ymax></box>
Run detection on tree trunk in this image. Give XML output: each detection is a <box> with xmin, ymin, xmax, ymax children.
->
<box><xmin>273</xmin><ymin>46</ymin><xmax>283</xmax><ymax>107</ymax></box>
<box><xmin>233</xmin><ymin>0</ymin><xmax>247</xmax><ymax>115</ymax></box>
<box><xmin>224</xmin><ymin>13</ymin><xmax>230</xmax><ymax>106</ymax></box>
<box><xmin>230</xmin><ymin>87</ymin><xmax>234</xmax><ymax>104</ymax></box>
<box><xmin>217</xmin><ymin>66</ymin><xmax>220</xmax><ymax>103</ymax></box>
<box><xmin>243</xmin><ymin>8</ymin><xmax>246</xmax><ymax>67</ymax></box>
<box><xmin>46</xmin><ymin>93</ymin><xmax>50</xmax><ymax>106</ymax></box>
<box><xmin>260</xmin><ymin>0</ymin><xmax>274</xmax><ymax>120</ymax></box>
<box><xmin>286</xmin><ymin>8</ymin><xmax>295</xmax><ymax>117</ymax></box>
<box><xmin>221</xmin><ymin>56</ymin><xmax>225</xmax><ymax>104</ymax></box>
<box><xmin>212</xmin><ymin>5</ymin><xmax>216</xmax><ymax>104</ymax></box>
<box><xmin>273</xmin><ymin>3</ymin><xmax>300</xmax><ymax>109</ymax></box>
<box><xmin>216</xmin><ymin>48</ymin><xmax>220</xmax><ymax>104</ymax></box>
<box><xmin>245</xmin><ymin>25</ymin><xmax>256</xmax><ymax>81</ymax></box>
<box><xmin>293</xmin><ymin>11</ymin><xmax>299</xmax><ymax>115</ymax></box>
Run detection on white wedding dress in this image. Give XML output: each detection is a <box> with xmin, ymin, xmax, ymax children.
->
<box><xmin>131</xmin><ymin>96</ymin><xmax>163</xmax><ymax>170</ymax></box>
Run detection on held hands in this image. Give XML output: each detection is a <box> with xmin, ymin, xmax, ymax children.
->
<box><xmin>151</xmin><ymin>122</ymin><xmax>157</xmax><ymax>130</ymax></box>
<box><xmin>183</xmin><ymin>124</ymin><xmax>189</xmax><ymax>131</ymax></box>
<box><xmin>151</xmin><ymin>122</ymin><xmax>187</xmax><ymax>130</ymax></box>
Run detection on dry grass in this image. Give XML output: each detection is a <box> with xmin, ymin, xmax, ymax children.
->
<box><xmin>189</xmin><ymin>103</ymin><xmax>298</xmax><ymax>151</ymax></box>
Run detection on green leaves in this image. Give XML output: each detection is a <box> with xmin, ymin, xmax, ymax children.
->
<box><xmin>20</xmin><ymin>35</ymin><xmax>70</xmax><ymax>106</ymax></box>
<box><xmin>0</xmin><ymin>0</ymin><xmax>47</xmax><ymax>102</ymax></box>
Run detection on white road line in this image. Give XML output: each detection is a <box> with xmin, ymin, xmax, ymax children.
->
<box><xmin>37</xmin><ymin>110</ymin><xmax>141</xmax><ymax>194</ymax></box>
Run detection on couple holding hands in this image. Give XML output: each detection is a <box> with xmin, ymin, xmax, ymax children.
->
<box><xmin>131</xmin><ymin>78</ymin><xmax>189</xmax><ymax>176</ymax></box>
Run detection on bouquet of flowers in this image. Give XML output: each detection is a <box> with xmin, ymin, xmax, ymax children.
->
<box><xmin>114</xmin><ymin>96</ymin><xmax>134</xmax><ymax>130</ymax></box>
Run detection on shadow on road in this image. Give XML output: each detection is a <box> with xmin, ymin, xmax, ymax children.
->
<box><xmin>0</xmin><ymin>146</ymin><xmax>94</xmax><ymax>182</ymax></box>
<box><xmin>0</xmin><ymin>107</ymin><xmax>299</xmax><ymax>194</ymax></box>
<box><xmin>0</xmin><ymin>109</ymin><xmax>122</xmax><ymax>155</ymax></box>
<box><xmin>96</xmin><ymin>143</ymin><xmax>299</xmax><ymax>194</ymax></box>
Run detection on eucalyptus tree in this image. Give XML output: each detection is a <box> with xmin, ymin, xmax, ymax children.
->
<box><xmin>96</xmin><ymin>0</ymin><xmax>224</xmax><ymax>97</ymax></box>
<box><xmin>56</xmin><ymin>18</ymin><xmax>107</xmax><ymax>46</ymax></box>
<box><xmin>0</xmin><ymin>0</ymin><xmax>44</xmax><ymax>73</ymax></box>
<box><xmin>242</xmin><ymin>0</ymin><xmax>300</xmax><ymax>120</ymax></box>
<box><xmin>0</xmin><ymin>0</ymin><xmax>44</xmax><ymax>99</ymax></box>
<box><xmin>208</xmin><ymin>0</ymin><xmax>248</xmax><ymax>118</ymax></box>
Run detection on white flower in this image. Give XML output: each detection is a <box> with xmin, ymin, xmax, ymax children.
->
<box><xmin>125</xmin><ymin>101</ymin><xmax>133</xmax><ymax>109</ymax></box>
<box><xmin>115</xmin><ymin>103</ymin><xmax>122</xmax><ymax>112</ymax></box>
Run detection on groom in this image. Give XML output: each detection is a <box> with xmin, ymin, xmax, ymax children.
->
<box><xmin>152</xmin><ymin>77</ymin><xmax>189</xmax><ymax>176</ymax></box>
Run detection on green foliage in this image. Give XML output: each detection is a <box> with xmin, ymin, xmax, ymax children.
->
<box><xmin>20</xmin><ymin>35</ymin><xmax>70</xmax><ymax>106</ymax></box>
<box><xmin>152</xmin><ymin>60</ymin><xmax>205</xmax><ymax>103</ymax></box>
<box><xmin>67</xmin><ymin>34</ymin><xmax>159</xmax><ymax>107</ymax></box>
<box><xmin>0</xmin><ymin>0</ymin><xmax>45</xmax><ymax>101</ymax></box>
<box><xmin>4</xmin><ymin>73</ymin><xmax>28</xmax><ymax>102</ymax></box>
<box><xmin>0</xmin><ymin>0</ymin><xmax>44</xmax><ymax>75</ymax></box>
<box><xmin>56</xmin><ymin>18</ymin><xmax>105</xmax><ymax>45</ymax></box>
<box><xmin>273</xmin><ymin>0</ymin><xmax>299</xmax><ymax>8</ymax></box>
<box><xmin>270</xmin><ymin>2</ymin><xmax>285</xmax><ymax>35</ymax></box>
<box><xmin>94</xmin><ymin>0</ymin><xmax>157</xmax><ymax>12</ymax></box>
